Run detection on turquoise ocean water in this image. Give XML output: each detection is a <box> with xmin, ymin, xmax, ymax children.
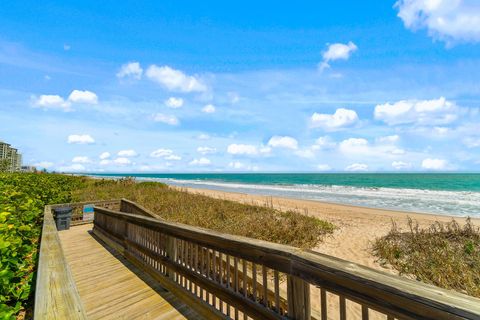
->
<box><xmin>89</xmin><ymin>173</ymin><xmax>480</xmax><ymax>217</ymax></box>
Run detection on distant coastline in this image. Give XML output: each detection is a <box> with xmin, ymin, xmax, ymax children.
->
<box><xmin>86</xmin><ymin>173</ymin><xmax>480</xmax><ymax>217</ymax></box>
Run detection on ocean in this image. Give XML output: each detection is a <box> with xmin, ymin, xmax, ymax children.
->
<box><xmin>88</xmin><ymin>173</ymin><xmax>480</xmax><ymax>217</ymax></box>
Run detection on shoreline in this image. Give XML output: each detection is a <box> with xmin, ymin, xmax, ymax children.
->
<box><xmin>175</xmin><ymin>185</ymin><xmax>480</xmax><ymax>272</ymax></box>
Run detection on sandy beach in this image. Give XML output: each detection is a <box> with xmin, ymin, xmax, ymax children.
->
<box><xmin>179</xmin><ymin>186</ymin><xmax>479</xmax><ymax>273</ymax></box>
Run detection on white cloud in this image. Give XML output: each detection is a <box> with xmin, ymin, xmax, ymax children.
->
<box><xmin>67</xmin><ymin>134</ymin><xmax>95</xmax><ymax>144</ymax></box>
<box><xmin>197</xmin><ymin>133</ymin><xmax>210</xmax><ymax>140</ymax></box>
<box><xmin>295</xmin><ymin>149</ymin><xmax>315</xmax><ymax>159</ymax></box>
<box><xmin>99</xmin><ymin>159</ymin><xmax>111</xmax><ymax>166</ymax></box>
<box><xmin>374</xmin><ymin>97</ymin><xmax>459</xmax><ymax>126</ymax></box>
<box><xmin>58</xmin><ymin>164</ymin><xmax>85</xmax><ymax>172</ymax></box>
<box><xmin>33</xmin><ymin>94</ymin><xmax>71</xmax><ymax>111</ymax></box>
<box><xmin>153</xmin><ymin>113</ymin><xmax>179</xmax><ymax>125</ymax></box>
<box><xmin>317</xmin><ymin>164</ymin><xmax>332</xmax><ymax>171</ymax></box>
<box><xmin>339</xmin><ymin>138</ymin><xmax>368</xmax><ymax>151</ymax></box>
<box><xmin>312</xmin><ymin>136</ymin><xmax>336</xmax><ymax>150</ymax></box>
<box><xmin>165</xmin><ymin>97</ymin><xmax>184</xmax><ymax>108</ymax></box>
<box><xmin>392</xmin><ymin>161</ymin><xmax>412</xmax><ymax>170</ymax></box>
<box><xmin>99</xmin><ymin>152</ymin><xmax>110</xmax><ymax>160</ymax></box>
<box><xmin>345</xmin><ymin>163</ymin><xmax>368</xmax><ymax>171</ymax></box>
<box><xmin>197</xmin><ymin>146</ymin><xmax>217</xmax><ymax>155</ymax></box>
<box><xmin>150</xmin><ymin>148</ymin><xmax>181</xmax><ymax>160</ymax></box>
<box><xmin>310</xmin><ymin>108</ymin><xmax>358</xmax><ymax>130</ymax></box>
<box><xmin>464</xmin><ymin>137</ymin><xmax>480</xmax><ymax>148</ymax></box>
<box><xmin>117</xmin><ymin>62</ymin><xmax>143</xmax><ymax>79</ymax></box>
<box><xmin>228</xmin><ymin>161</ymin><xmax>259</xmax><ymax>171</ymax></box>
<box><xmin>117</xmin><ymin>149</ymin><xmax>137</xmax><ymax>157</ymax></box>
<box><xmin>189</xmin><ymin>157</ymin><xmax>211</xmax><ymax>166</ymax></box>
<box><xmin>227</xmin><ymin>144</ymin><xmax>258</xmax><ymax>155</ymax></box>
<box><xmin>320</xmin><ymin>41</ymin><xmax>358</xmax><ymax>70</ymax></box>
<box><xmin>33</xmin><ymin>161</ymin><xmax>54</xmax><ymax>169</ymax></box>
<box><xmin>67</xmin><ymin>90</ymin><xmax>98</xmax><ymax>104</ymax></box>
<box><xmin>422</xmin><ymin>158</ymin><xmax>448</xmax><ymax>170</ymax></box>
<box><xmin>267</xmin><ymin>136</ymin><xmax>298</xmax><ymax>149</ymax></box>
<box><xmin>376</xmin><ymin>135</ymin><xmax>400</xmax><ymax>144</ymax></box>
<box><xmin>113</xmin><ymin>157</ymin><xmax>131</xmax><ymax>165</ymax></box>
<box><xmin>202</xmin><ymin>104</ymin><xmax>216</xmax><ymax>113</ymax></box>
<box><xmin>72</xmin><ymin>156</ymin><xmax>91</xmax><ymax>163</ymax></box>
<box><xmin>145</xmin><ymin>65</ymin><xmax>207</xmax><ymax>92</ymax></box>
<box><xmin>391</xmin><ymin>148</ymin><xmax>406</xmax><ymax>155</ymax></box>
<box><xmin>395</xmin><ymin>0</ymin><xmax>480</xmax><ymax>44</ymax></box>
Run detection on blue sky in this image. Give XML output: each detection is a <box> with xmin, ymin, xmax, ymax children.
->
<box><xmin>1</xmin><ymin>0</ymin><xmax>480</xmax><ymax>172</ymax></box>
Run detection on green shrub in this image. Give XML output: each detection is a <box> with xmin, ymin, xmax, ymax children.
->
<box><xmin>372</xmin><ymin>218</ymin><xmax>480</xmax><ymax>297</ymax></box>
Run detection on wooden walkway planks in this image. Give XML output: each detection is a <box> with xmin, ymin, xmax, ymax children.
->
<box><xmin>58</xmin><ymin>224</ymin><xmax>203</xmax><ymax>320</ymax></box>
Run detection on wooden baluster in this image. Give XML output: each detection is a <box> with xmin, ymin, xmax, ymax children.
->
<box><xmin>166</xmin><ymin>235</ymin><xmax>177</xmax><ymax>281</ymax></box>
<box><xmin>320</xmin><ymin>288</ymin><xmax>327</xmax><ymax>320</ymax></box>
<box><xmin>234</xmin><ymin>257</ymin><xmax>239</xmax><ymax>293</ymax></box>
<box><xmin>252</xmin><ymin>263</ymin><xmax>257</xmax><ymax>302</ymax></box>
<box><xmin>243</xmin><ymin>260</ymin><xmax>248</xmax><ymax>298</ymax></box>
<box><xmin>274</xmin><ymin>270</ymin><xmax>280</xmax><ymax>314</ymax></box>
<box><xmin>226</xmin><ymin>255</ymin><xmax>231</xmax><ymax>288</ymax></box>
<box><xmin>262</xmin><ymin>265</ymin><xmax>268</xmax><ymax>307</ymax></box>
<box><xmin>207</xmin><ymin>248</ymin><xmax>211</xmax><ymax>279</ymax></box>
<box><xmin>213</xmin><ymin>250</ymin><xmax>217</xmax><ymax>282</ymax></box>
<box><xmin>339</xmin><ymin>296</ymin><xmax>346</xmax><ymax>320</ymax></box>
<box><xmin>362</xmin><ymin>305</ymin><xmax>369</xmax><ymax>320</ymax></box>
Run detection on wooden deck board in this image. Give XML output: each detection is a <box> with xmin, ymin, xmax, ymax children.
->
<box><xmin>59</xmin><ymin>224</ymin><xmax>203</xmax><ymax>320</ymax></box>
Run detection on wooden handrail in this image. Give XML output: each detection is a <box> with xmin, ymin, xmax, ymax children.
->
<box><xmin>93</xmin><ymin>204</ymin><xmax>480</xmax><ymax>320</ymax></box>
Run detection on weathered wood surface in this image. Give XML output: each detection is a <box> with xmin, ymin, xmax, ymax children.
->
<box><xmin>94</xmin><ymin>206</ymin><xmax>480</xmax><ymax>320</ymax></box>
<box><xmin>51</xmin><ymin>199</ymin><xmax>121</xmax><ymax>226</ymax></box>
<box><xmin>59</xmin><ymin>224</ymin><xmax>204</xmax><ymax>320</ymax></box>
<box><xmin>34</xmin><ymin>205</ymin><xmax>87</xmax><ymax>320</ymax></box>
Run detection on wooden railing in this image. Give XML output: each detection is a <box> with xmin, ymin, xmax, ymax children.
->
<box><xmin>92</xmin><ymin>205</ymin><xmax>480</xmax><ymax>320</ymax></box>
<box><xmin>34</xmin><ymin>200</ymin><xmax>121</xmax><ymax>320</ymax></box>
<box><xmin>50</xmin><ymin>199</ymin><xmax>121</xmax><ymax>226</ymax></box>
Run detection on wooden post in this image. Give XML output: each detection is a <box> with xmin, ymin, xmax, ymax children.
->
<box><xmin>287</xmin><ymin>275</ymin><xmax>311</xmax><ymax>320</ymax></box>
<box><xmin>166</xmin><ymin>235</ymin><xmax>177</xmax><ymax>280</ymax></box>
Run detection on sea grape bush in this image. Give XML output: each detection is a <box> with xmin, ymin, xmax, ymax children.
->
<box><xmin>0</xmin><ymin>173</ymin><xmax>84</xmax><ymax>319</ymax></box>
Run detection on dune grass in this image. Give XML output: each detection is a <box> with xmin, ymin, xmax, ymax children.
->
<box><xmin>372</xmin><ymin>218</ymin><xmax>480</xmax><ymax>297</ymax></box>
<box><xmin>72</xmin><ymin>177</ymin><xmax>335</xmax><ymax>249</ymax></box>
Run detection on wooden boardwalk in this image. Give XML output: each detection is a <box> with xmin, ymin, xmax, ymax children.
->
<box><xmin>58</xmin><ymin>224</ymin><xmax>203</xmax><ymax>320</ymax></box>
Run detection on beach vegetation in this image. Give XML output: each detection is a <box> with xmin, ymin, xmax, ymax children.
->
<box><xmin>373</xmin><ymin>218</ymin><xmax>480</xmax><ymax>298</ymax></box>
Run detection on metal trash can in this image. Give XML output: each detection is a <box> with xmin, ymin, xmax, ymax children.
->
<box><xmin>53</xmin><ymin>207</ymin><xmax>73</xmax><ymax>231</ymax></box>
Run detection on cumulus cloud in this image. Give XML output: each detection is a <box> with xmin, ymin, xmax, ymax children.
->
<box><xmin>67</xmin><ymin>134</ymin><xmax>95</xmax><ymax>144</ymax></box>
<box><xmin>58</xmin><ymin>164</ymin><xmax>85</xmax><ymax>172</ymax></box>
<box><xmin>339</xmin><ymin>138</ymin><xmax>368</xmax><ymax>151</ymax></box>
<box><xmin>464</xmin><ymin>137</ymin><xmax>480</xmax><ymax>148</ymax></box>
<box><xmin>189</xmin><ymin>157</ymin><xmax>211</xmax><ymax>166</ymax></box>
<box><xmin>153</xmin><ymin>113</ymin><xmax>179</xmax><ymax>125</ymax></box>
<box><xmin>33</xmin><ymin>161</ymin><xmax>54</xmax><ymax>169</ymax></box>
<box><xmin>197</xmin><ymin>146</ymin><xmax>216</xmax><ymax>155</ymax></box>
<box><xmin>72</xmin><ymin>156</ymin><xmax>91</xmax><ymax>163</ymax></box>
<box><xmin>376</xmin><ymin>135</ymin><xmax>400</xmax><ymax>144</ymax></box>
<box><xmin>113</xmin><ymin>157</ymin><xmax>131</xmax><ymax>165</ymax></box>
<box><xmin>227</xmin><ymin>144</ymin><xmax>258</xmax><ymax>155</ymax></box>
<box><xmin>117</xmin><ymin>149</ymin><xmax>137</xmax><ymax>157</ymax></box>
<box><xmin>374</xmin><ymin>97</ymin><xmax>459</xmax><ymax>126</ymax></box>
<box><xmin>395</xmin><ymin>0</ymin><xmax>480</xmax><ymax>44</ymax></box>
<box><xmin>310</xmin><ymin>108</ymin><xmax>358</xmax><ymax>130</ymax></box>
<box><xmin>165</xmin><ymin>97</ymin><xmax>184</xmax><ymax>108</ymax></box>
<box><xmin>267</xmin><ymin>136</ymin><xmax>298</xmax><ymax>150</ymax></box>
<box><xmin>145</xmin><ymin>65</ymin><xmax>207</xmax><ymax>92</ymax></box>
<box><xmin>197</xmin><ymin>133</ymin><xmax>210</xmax><ymax>140</ymax></box>
<box><xmin>345</xmin><ymin>163</ymin><xmax>368</xmax><ymax>171</ymax></box>
<box><xmin>228</xmin><ymin>161</ymin><xmax>259</xmax><ymax>171</ymax></box>
<box><xmin>117</xmin><ymin>61</ymin><xmax>143</xmax><ymax>79</ymax></box>
<box><xmin>319</xmin><ymin>41</ymin><xmax>358</xmax><ymax>70</ymax></box>
<box><xmin>99</xmin><ymin>152</ymin><xmax>110</xmax><ymax>160</ymax></box>
<box><xmin>421</xmin><ymin>158</ymin><xmax>448</xmax><ymax>170</ymax></box>
<box><xmin>202</xmin><ymin>104</ymin><xmax>216</xmax><ymax>113</ymax></box>
<box><xmin>150</xmin><ymin>148</ymin><xmax>182</xmax><ymax>160</ymax></box>
<box><xmin>33</xmin><ymin>94</ymin><xmax>71</xmax><ymax>111</ymax></box>
<box><xmin>317</xmin><ymin>164</ymin><xmax>332</xmax><ymax>171</ymax></box>
<box><xmin>99</xmin><ymin>159</ymin><xmax>111</xmax><ymax>166</ymax></box>
<box><xmin>312</xmin><ymin>136</ymin><xmax>337</xmax><ymax>150</ymax></box>
<box><xmin>392</xmin><ymin>161</ymin><xmax>412</xmax><ymax>170</ymax></box>
<box><xmin>295</xmin><ymin>149</ymin><xmax>315</xmax><ymax>159</ymax></box>
<box><xmin>68</xmin><ymin>90</ymin><xmax>98</xmax><ymax>104</ymax></box>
